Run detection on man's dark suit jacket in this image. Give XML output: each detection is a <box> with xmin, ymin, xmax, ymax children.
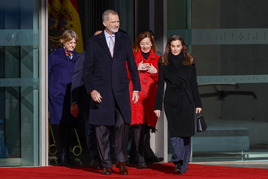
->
<box><xmin>83</xmin><ymin>31</ymin><xmax>141</xmax><ymax>126</ymax></box>
<box><xmin>71</xmin><ymin>52</ymin><xmax>90</xmax><ymax>108</ymax></box>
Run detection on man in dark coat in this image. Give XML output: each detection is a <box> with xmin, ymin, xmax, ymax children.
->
<box><xmin>70</xmin><ymin>30</ymin><xmax>102</xmax><ymax>170</ymax></box>
<box><xmin>70</xmin><ymin>53</ymin><xmax>101</xmax><ymax>169</ymax></box>
<box><xmin>83</xmin><ymin>10</ymin><xmax>141</xmax><ymax>175</ymax></box>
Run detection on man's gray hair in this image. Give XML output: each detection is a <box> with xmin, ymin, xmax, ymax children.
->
<box><xmin>102</xmin><ymin>9</ymin><xmax>118</xmax><ymax>21</ymax></box>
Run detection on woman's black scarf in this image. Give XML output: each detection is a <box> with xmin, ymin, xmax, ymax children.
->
<box><xmin>141</xmin><ymin>51</ymin><xmax>150</xmax><ymax>60</ymax></box>
<box><xmin>168</xmin><ymin>51</ymin><xmax>185</xmax><ymax>64</ymax></box>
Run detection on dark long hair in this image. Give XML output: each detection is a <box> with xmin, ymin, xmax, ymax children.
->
<box><xmin>132</xmin><ymin>31</ymin><xmax>156</xmax><ymax>54</ymax></box>
<box><xmin>160</xmin><ymin>34</ymin><xmax>195</xmax><ymax>66</ymax></box>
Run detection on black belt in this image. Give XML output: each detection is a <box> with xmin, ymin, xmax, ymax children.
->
<box><xmin>168</xmin><ymin>83</ymin><xmax>193</xmax><ymax>104</ymax></box>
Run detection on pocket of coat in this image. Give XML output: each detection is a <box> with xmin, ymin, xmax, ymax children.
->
<box><xmin>121</xmin><ymin>77</ymin><xmax>129</xmax><ymax>83</ymax></box>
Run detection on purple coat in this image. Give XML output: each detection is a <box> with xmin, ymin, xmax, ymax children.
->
<box><xmin>48</xmin><ymin>47</ymin><xmax>79</xmax><ymax>126</ymax></box>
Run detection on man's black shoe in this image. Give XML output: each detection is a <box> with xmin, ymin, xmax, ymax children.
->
<box><xmin>145</xmin><ymin>156</ymin><xmax>164</xmax><ymax>164</ymax></box>
<box><xmin>89</xmin><ymin>159</ymin><xmax>101</xmax><ymax>170</ymax></box>
<box><xmin>137</xmin><ymin>163</ymin><xmax>147</xmax><ymax>169</ymax></box>
<box><xmin>128</xmin><ymin>156</ymin><xmax>138</xmax><ymax>164</ymax></box>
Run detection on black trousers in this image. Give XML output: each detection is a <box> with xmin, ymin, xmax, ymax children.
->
<box><xmin>82</xmin><ymin>107</ymin><xmax>99</xmax><ymax>160</ymax></box>
<box><xmin>51</xmin><ymin>124</ymin><xmax>73</xmax><ymax>163</ymax></box>
<box><xmin>129</xmin><ymin>124</ymin><xmax>149</xmax><ymax>164</ymax></box>
<box><xmin>95</xmin><ymin>105</ymin><xmax>129</xmax><ymax>169</ymax></box>
<box><xmin>145</xmin><ymin>130</ymin><xmax>155</xmax><ymax>159</ymax></box>
<box><xmin>129</xmin><ymin>125</ymin><xmax>156</xmax><ymax>161</ymax></box>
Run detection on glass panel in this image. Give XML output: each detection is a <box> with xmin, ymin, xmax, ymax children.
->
<box><xmin>193</xmin><ymin>83</ymin><xmax>268</xmax><ymax>161</ymax></box>
<box><xmin>0</xmin><ymin>0</ymin><xmax>40</xmax><ymax>166</ymax></box>
<box><xmin>167</xmin><ymin>0</ymin><xmax>268</xmax><ymax>162</ymax></box>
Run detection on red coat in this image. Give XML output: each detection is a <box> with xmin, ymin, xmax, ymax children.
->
<box><xmin>129</xmin><ymin>49</ymin><xmax>159</xmax><ymax>127</ymax></box>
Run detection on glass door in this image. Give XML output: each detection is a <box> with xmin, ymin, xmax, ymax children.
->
<box><xmin>167</xmin><ymin>0</ymin><xmax>268</xmax><ymax>162</ymax></box>
<box><xmin>0</xmin><ymin>0</ymin><xmax>40</xmax><ymax>166</ymax></box>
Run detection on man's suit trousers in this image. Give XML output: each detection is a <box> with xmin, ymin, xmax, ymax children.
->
<box><xmin>95</xmin><ymin>105</ymin><xmax>129</xmax><ymax>168</ymax></box>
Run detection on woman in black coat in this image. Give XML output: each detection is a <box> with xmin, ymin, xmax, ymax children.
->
<box><xmin>154</xmin><ymin>34</ymin><xmax>202</xmax><ymax>174</ymax></box>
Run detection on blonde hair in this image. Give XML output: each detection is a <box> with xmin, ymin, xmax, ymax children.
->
<box><xmin>59</xmin><ymin>30</ymin><xmax>79</xmax><ymax>44</ymax></box>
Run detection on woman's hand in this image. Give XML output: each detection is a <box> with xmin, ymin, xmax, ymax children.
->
<box><xmin>70</xmin><ymin>103</ymin><xmax>79</xmax><ymax>117</ymax></box>
<box><xmin>91</xmin><ymin>90</ymin><xmax>102</xmax><ymax>103</ymax></box>
<box><xmin>196</xmin><ymin>107</ymin><xmax>202</xmax><ymax>114</ymax></box>
<box><xmin>154</xmin><ymin>110</ymin><xmax>161</xmax><ymax>118</ymax></box>
<box><xmin>138</xmin><ymin>61</ymin><xmax>150</xmax><ymax>71</ymax></box>
<box><xmin>147</xmin><ymin>63</ymin><xmax>157</xmax><ymax>74</ymax></box>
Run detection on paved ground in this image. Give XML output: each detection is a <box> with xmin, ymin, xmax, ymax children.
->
<box><xmin>192</xmin><ymin>161</ymin><xmax>268</xmax><ymax>169</ymax></box>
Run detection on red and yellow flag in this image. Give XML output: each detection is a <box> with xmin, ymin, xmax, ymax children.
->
<box><xmin>58</xmin><ymin>0</ymin><xmax>84</xmax><ymax>53</ymax></box>
<box><xmin>48</xmin><ymin>0</ymin><xmax>63</xmax><ymax>29</ymax></box>
<box><xmin>48</xmin><ymin>0</ymin><xmax>53</xmax><ymax>14</ymax></box>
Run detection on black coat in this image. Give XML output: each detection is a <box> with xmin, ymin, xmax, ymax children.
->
<box><xmin>83</xmin><ymin>31</ymin><xmax>141</xmax><ymax>126</ymax></box>
<box><xmin>154</xmin><ymin>54</ymin><xmax>202</xmax><ymax>137</ymax></box>
<box><xmin>71</xmin><ymin>52</ymin><xmax>90</xmax><ymax>108</ymax></box>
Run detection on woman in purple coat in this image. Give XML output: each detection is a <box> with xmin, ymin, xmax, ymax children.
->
<box><xmin>49</xmin><ymin>30</ymin><xmax>79</xmax><ymax>165</ymax></box>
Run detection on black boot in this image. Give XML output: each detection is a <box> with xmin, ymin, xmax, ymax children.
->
<box><xmin>90</xmin><ymin>157</ymin><xmax>102</xmax><ymax>170</ymax></box>
<box><xmin>174</xmin><ymin>162</ymin><xmax>183</xmax><ymax>174</ymax></box>
<box><xmin>137</xmin><ymin>156</ymin><xmax>147</xmax><ymax>169</ymax></box>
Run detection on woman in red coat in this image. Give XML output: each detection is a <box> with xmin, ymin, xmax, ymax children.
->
<box><xmin>128</xmin><ymin>31</ymin><xmax>159</xmax><ymax>169</ymax></box>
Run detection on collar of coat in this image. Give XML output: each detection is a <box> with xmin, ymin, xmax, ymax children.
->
<box><xmin>134</xmin><ymin>48</ymin><xmax>157</xmax><ymax>62</ymax></box>
<box><xmin>98</xmin><ymin>31</ymin><xmax>123</xmax><ymax>59</ymax></box>
<box><xmin>165</xmin><ymin>52</ymin><xmax>191</xmax><ymax>82</ymax></box>
<box><xmin>53</xmin><ymin>47</ymin><xmax>78</xmax><ymax>62</ymax></box>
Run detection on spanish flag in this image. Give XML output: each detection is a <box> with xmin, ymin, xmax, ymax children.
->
<box><xmin>58</xmin><ymin>0</ymin><xmax>84</xmax><ymax>53</ymax></box>
<box><xmin>48</xmin><ymin>0</ymin><xmax>53</xmax><ymax>14</ymax></box>
<box><xmin>48</xmin><ymin>0</ymin><xmax>63</xmax><ymax>29</ymax></box>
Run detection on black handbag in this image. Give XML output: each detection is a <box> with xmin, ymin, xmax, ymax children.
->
<box><xmin>196</xmin><ymin>113</ymin><xmax>207</xmax><ymax>132</ymax></box>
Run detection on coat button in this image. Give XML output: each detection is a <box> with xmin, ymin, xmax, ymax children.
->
<box><xmin>144</xmin><ymin>80</ymin><xmax>146</xmax><ymax>82</ymax></box>
<box><xmin>143</xmin><ymin>92</ymin><xmax>145</xmax><ymax>95</ymax></box>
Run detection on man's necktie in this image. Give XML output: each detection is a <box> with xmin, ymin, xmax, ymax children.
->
<box><xmin>109</xmin><ymin>36</ymin><xmax>114</xmax><ymax>57</ymax></box>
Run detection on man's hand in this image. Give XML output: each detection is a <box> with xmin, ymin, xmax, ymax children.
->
<box><xmin>91</xmin><ymin>90</ymin><xmax>102</xmax><ymax>103</ymax></box>
<box><xmin>154</xmin><ymin>110</ymin><xmax>161</xmax><ymax>118</ymax></box>
<box><xmin>196</xmin><ymin>107</ymin><xmax>202</xmax><ymax>114</ymax></box>
<box><xmin>70</xmin><ymin>104</ymin><xmax>79</xmax><ymax>117</ymax></box>
<box><xmin>132</xmin><ymin>91</ymin><xmax>139</xmax><ymax>104</ymax></box>
<box><xmin>146</xmin><ymin>63</ymin><xmax>157</xmax><ymax>74</ymax></box>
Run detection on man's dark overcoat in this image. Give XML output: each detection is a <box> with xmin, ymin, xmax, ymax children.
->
<box><xmin>71</xmin><ymin>51</ymin><xmax>90</xmax><ymax>108</ymax></box>
<box><xmin>154</xmin><ymin>53</ymin><xmax>202</xmax><ymax>137</ymax></box>
<box><xmin>83</xmin><ymin>31</ymin><xmax>141</xmax><ymax>126</ymax></box>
